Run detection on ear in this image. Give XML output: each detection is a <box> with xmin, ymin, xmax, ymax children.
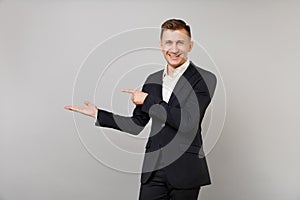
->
<box><xmin>188</xmin><ymin>40</ymin><xmax>194</xmax><ymax>52</ymax></box>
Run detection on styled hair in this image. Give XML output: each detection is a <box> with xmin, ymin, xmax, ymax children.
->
<box><xmin>160</xmin><ymin>19</ymin><xmax>191</xmax><ymax>39</ymax></box>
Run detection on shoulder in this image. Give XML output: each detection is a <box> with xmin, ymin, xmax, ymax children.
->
<box><xmin>144</xmin><ymin>69</ymin><xmax>164</xmax><ymax>85</ymax></box>
<box><xmin>190</xmin><ymin>62</ymin><xmax>217</xmax><ymax>97</ymax></box>
<box><xmin>191</xmin><ymin>62</ymin><xmax>217</xmax><ymax>83</ymax></box>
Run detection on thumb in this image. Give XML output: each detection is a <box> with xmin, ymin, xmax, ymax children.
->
<box><xmin>84</xmin><ymin>100</ymin><xmax>91</xmax><ymax>106</ymax></box>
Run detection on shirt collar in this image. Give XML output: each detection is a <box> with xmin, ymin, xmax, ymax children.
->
<box><xmin>163</xmin><ymin>60</ymin><xmax>190</xmax><ymax>79</ymax></box>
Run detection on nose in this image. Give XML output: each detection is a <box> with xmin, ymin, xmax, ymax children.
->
<box><xmin>170</xmin><ymin>44</ymin><xmax>179</xmax><ymax>53</ymax></box>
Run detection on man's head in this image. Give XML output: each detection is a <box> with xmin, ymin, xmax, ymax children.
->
<box><xmin>160</xmin><ymin>19</ymin><xmax>194</xmax><ymax>69</ymax></box>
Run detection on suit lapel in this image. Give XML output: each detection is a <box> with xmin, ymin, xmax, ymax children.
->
<box><xmin>155</xmin><ymin>71</ymin><xmax>163</xmax><ymax>99</ymax></box>
<box><xmin>168</xmin><ymin>62</ymin><xmax>196</xmax><ymax>105</ymax></box>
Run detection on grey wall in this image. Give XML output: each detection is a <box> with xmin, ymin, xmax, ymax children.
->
<box><xmin>1</xmin><ymin>0</ymin><xmax>299</xmax><ymax>200</ymax></box>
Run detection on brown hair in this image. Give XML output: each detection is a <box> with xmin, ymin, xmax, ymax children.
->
<box><xmin>160</xmin><ymin>19</ymin><xmax>191</xmax><ymax>39</ymax></box>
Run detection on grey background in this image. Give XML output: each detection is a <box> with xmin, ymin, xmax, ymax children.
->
<box><xmin>1</xmin><ymin>0</ymin><xmax>299</xmax><ymax>200</ymax></box>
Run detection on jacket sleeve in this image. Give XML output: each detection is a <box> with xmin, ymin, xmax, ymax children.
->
<box><xmin>95</xmin><ymin>87</ymin><xmax>150</xmax><ymax>136</ymax></box>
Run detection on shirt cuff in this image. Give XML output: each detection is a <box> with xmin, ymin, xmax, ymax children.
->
<box><xmin>95</xmin><ymin>109</ymin><xmax>100</xmax><ymax>125</ymax></box>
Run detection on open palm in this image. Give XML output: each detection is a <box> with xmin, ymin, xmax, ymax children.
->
<box><xmin>64</xmin><ymin>100</ymin><xmax>98</xmax><ymax>118</ymax></box>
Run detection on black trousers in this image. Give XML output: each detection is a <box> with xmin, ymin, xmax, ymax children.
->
<box><xmin>138</xmin><ymin>168</ymin><xmax>201</xmax><ymax>200</ymax></box>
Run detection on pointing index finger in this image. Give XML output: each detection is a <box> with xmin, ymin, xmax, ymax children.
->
<box><xmin>121</xmin><ymin>89</ymin><xmax>136</xmax><ymax>94</ymax></box>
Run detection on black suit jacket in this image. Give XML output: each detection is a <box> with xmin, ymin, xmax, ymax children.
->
<box><xmin>95</xmin><ymin>61</ymin><xmax>217</xmax><ymax>189</ymax></box>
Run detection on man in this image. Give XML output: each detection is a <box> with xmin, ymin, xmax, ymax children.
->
<box><xmin>65</xmin><ymin>19</ymin><xmax>217</xmax><ymax>200</ymax></box>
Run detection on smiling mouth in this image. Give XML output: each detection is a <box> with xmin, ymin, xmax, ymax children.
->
<box><xmin>168</xmin><ymin>53</ymin><xmax>181</xmax><ymax>59</ymax></box>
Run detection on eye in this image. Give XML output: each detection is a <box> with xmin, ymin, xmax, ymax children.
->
<box><xmin>177</xmin><ymin>41</ymin><xmax>184</xmax><ymax>45</ymax></box>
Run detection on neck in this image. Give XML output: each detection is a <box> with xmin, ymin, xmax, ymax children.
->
<box><xmin>167</xmin><ymin>66</ymin><xmax>175</xmax><ymax>77</ymax></box>
<box><xmin>167</xmin><ymin>59</ymin><xmax>188</xmax><ymax>77</ymax></box>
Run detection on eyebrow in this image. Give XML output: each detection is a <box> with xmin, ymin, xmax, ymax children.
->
<box><xmin>164</xmin><ymin>39</ymin><xmax>185</xmax><ymax>42</ymax></box>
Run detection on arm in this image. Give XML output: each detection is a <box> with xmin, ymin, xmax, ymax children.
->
<box><xmin>95</xmin><ymin>104</ymin><xmax>150</xmax><ymax>135</ymax></box>
<box><xmin>65</xmin><ymin>92</ymin><xmax>150</xmax><ymax>136</ymax></box>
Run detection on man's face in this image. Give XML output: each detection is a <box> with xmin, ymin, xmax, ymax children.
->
<box><xmin>160</xmin><ymin>29</ymin><xmax>193</xmax><ymax>69</ymax></box>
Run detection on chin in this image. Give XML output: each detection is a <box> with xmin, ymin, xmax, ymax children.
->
<box><xmin>168</xmin><ymin>60</ymin><xmax>184</xmax><ymax>68</ymax></box>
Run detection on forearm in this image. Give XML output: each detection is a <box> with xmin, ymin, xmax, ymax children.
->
<box><xmin>95</xmin><ymin>108</ymin><xmax>149</xmax><ymax>135</ymax></box>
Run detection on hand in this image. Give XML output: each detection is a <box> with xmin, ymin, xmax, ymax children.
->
<box><xmin>64</xmin><ymin>100</ymin><xmax>98</xmax><ymax>118</ymax></box>
<box><xmin>122</xmin><ymin>89</ymin><xmax>148</xmax><ymax>105</ymax></box>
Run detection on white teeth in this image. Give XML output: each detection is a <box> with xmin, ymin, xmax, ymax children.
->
<box><xmin>168</xmin><ymin>53</ymin><xmax>180</xmax><ymax>58</ymax></box>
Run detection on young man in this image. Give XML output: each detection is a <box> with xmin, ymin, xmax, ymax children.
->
<box><xmin>65</xmin><ymin>19</ymin><xmax>217</xmax><ymax>200</ymax></box>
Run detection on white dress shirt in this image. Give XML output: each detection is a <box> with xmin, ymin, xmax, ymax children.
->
<box><xmin>162</xmin><ymin>60</ymin><xmax>190</xmax><ymax>103</ymax></box>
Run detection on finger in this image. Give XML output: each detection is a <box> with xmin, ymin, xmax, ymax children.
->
<box><xmin>64</xmin><ymin>106</ymin><xmax>73</xmax><ymax>110</ymax></box>
<box><xmin>64</xmin><ymin>106</ymin><xmax>77</xmax><ymax>111</ymax></box>
<box><xmin>84</xmin><ymin>100</ymin><xmax>90</xmax><ymax>106</ymax></box>
<box><xmin>121</xmin><ymin>89</ymin><xmax>136</xmax><ymax>94</ymax></box>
